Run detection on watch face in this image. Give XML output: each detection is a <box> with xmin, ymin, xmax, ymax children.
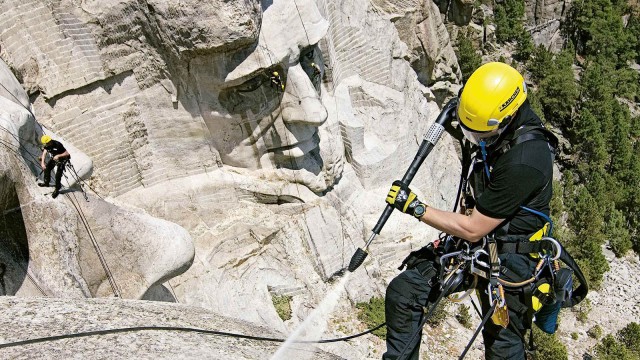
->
<box><xmin>414</xmin><ymin>204</ymin><xmax>426</xmax><ymax>217</ymax></box>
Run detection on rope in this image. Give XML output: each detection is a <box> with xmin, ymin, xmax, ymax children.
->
<box><xmin>292</xmin><ymin>0</ymin><xmax>312</xmax><ymax>46</ymax></box>
<box><xmin>64</xmin><ymin>192</ymin><xmax>121</xmax><ymax>297</ymax></box>
<box><xmin>0</xmin><ymin>322</ymin><xmax>387</xmax><ymax>349</ymax></box>
<box><xmin>458</xmin><ymin>301</ymin><xmax>497</xmax><ymax>360</ymax></box>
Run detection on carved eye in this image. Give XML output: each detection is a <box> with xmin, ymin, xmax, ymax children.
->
<box><xmin>305</xmin><ymin>48</ymin><xmax>315</xmax><ymax>60</ymax></box>
<box><xmin>219</xmin><ymin>66</ymin><xmax>285</xmax><ymax>115</ymax></box>
<box><xmin>234</xmin><ymin>75</ymin><xmax>266</xmax><ymax>93</ymax></box>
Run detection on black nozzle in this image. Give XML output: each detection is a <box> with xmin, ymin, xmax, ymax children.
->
<box><xmin>348</xmin><ymin>248</ymin><xmax>369</xmax><ymax>272</ymax></box>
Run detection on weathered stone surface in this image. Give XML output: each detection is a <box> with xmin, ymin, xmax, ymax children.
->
<box><xmin>0</xmin><ymin>296</ymin><xmax>342</xmax><ymax>359</ymax></box>
<box><xmin>524</xmin><ymin>0</ymin><xmax>570</xmax><ymax>26</ymax></box>
<box><xmin>371</xmin><ymin>0</ymin><xmax>461</xmax><ymax>94</ymax></box>
<box><xmin>0</xmin><ymin>58</ymin><xmax>194</xmax><ymax>299</ymax></box>
<box><xmin>1</xmin><ymin>1</ymin><xmax>461</xmax><ymax>358</ymax></box>
<box><xmin>2</xmin><ymin>0</ymin><xmax>638</xmax><ymax>359</ymax></box>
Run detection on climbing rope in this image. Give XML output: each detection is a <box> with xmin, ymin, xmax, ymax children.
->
<box><xmin>64</xmin><ymin>192</ymin><xmax>121</xmax><ymax>298</ymax></box>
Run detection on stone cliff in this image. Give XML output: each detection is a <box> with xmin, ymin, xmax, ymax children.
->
<box><xmin>0</xmin><ymin>0</ymin><xmax>637</xmax><ymax>359</ymax></box>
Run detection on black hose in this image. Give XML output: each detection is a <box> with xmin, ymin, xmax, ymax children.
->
<box><xmin>0</xmin><ymin>322</ymin><xmax>388</xmax><ymax>349</ymax></box>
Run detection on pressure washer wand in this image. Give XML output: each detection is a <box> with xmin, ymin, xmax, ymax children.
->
<box><xmin>348</xmin><ymin>100</ymin><xmax>458</xmax><ymax>272</ymax></box>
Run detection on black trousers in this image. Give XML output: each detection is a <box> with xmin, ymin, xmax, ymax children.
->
<box><xmin>383</xmin><ymin>266</ymin><xmax>435</xmax><ymax>360</ymax></box>
<box><xmin>383</xmin><ymin>254</ymin><xmax>533</xmax><ymax>360</ymax></box>
<box><xmin>43</xmin><ymin>158</ymin><xmax>67</xmax><ymax>190</ymax></box>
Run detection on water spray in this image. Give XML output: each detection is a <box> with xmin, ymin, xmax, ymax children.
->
<box><xmin>348</xmin><ymin>99</ymin><xmax>458</xmax><ymax>272</ymax></box>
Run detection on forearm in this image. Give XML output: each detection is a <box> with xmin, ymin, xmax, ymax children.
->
<box><xmin>419</xmin><ymin>206</ymin><xmax>485</xmax><ymax>242</ymax></box>
<box><xmin>53</xmin><ymin>151</ymin><xmax>70</xmax><ymax>161</ymax></box>
<box><xmin>41</xmin><ymin>150</ymin><xmax>47</xmax><ymax>167</ymax></box>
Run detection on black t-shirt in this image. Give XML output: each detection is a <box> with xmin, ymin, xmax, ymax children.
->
<box><xmin>44</xmin><ymin>140</ymin><xmax>68</xmax><ymax>157</ymax></box>
<box><xmin>471</xmin><ymin>103</ymin><xmax>554</xmax><ymax>235</ymax></box>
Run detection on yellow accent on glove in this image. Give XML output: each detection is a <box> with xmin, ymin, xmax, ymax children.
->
<box><xmin>386</xmin><ymin>184</ymin><xmax>401</xmax><ymax>205</ymax></box>
<box><xmin>403</xmin><ymin>192</ymin><xmax>417</xmax><ymax>213</ymax></box>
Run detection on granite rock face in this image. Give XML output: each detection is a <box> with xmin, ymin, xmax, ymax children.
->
<box><xmin>0</xmin><ymin>0</ymin><xmax>460</xmax><ymax>358</ymax></box>
<box><xmin>0</xmin><ymin>296</ymin><xmax>342</xmax><ymax>360</ymax></box>
<box><xmin>0</xmin><ymin>57</ymin><xmax>194</xmax><ymax>300</ymax></box>
<box><xmin>4</xmin><ymin>1</ymin><xmax>637</xmax><ymax>359</ymax></box>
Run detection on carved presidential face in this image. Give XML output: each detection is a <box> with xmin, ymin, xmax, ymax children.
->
<box><xmin>190</xmin><ymin>0</ymin><xmax>329</xmax><ymax>172</ymax></box>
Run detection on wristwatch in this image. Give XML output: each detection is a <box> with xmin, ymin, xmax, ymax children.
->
<box><xmin>413</xmin><ymin>203</ymin><xmax>427</xmax><ymax>218</ymax></box>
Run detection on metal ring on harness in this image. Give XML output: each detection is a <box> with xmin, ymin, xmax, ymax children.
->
<box><xmin>471</xmin><ymin>249</ymin><xmax>490</xmax><ymax>268</ymax></box>
<box><xmin>539</xmin><ymin>237</ymin><xmax>561</xmax><ymax>261</ymax></box>
<box><xmin>487</xmin><ymin>282</ymin><xmax>506</xmax><ymax>308</ymax></box>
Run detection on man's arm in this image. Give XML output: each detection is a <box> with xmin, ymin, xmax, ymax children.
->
<box><xmin>53</xmin><ymin>149</ymin><xmax>70</xmax><ymax>161</ymax></box>
<box><xmin>40</xmin><ymin>149</ymin><xmax>47</xmax><ymax>169</ymax></box>
<box><xmin>418</xmin><ymin>206</ymin><xmax>504</xmax><ymax>242</ymax></box>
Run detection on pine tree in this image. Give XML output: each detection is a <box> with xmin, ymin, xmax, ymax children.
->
<box><xmin>455</xmin><ymin>32</ymin><xmax>482</xmax><ymax>82</ymax></box>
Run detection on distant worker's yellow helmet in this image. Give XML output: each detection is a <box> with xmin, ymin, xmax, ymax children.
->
<box><xmin>40</xmin><ymin>135</ymin><xmax>52</xmax><ymax>144</ymax></box>
<box><xmin>457</xmin><ymin>62</ymin><xmax>527</xmax><ymax>145</ymax></box>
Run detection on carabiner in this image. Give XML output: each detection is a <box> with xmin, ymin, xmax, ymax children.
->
<box><xmin>539</xmin><ymin>237</ymin><xmax>562</xmax><ymax>261</ymax></box>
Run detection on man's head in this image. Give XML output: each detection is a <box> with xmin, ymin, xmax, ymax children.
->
<box><xmin>41</xmin><ymin>134</ymin><xmax>51</xmax><ymax>145</ymax></box>
<box><xmin>457</xmin><ymin>62</ymin><xmax>527</xmax><ymax>146</ymax></box>
<box><xmin>192</xmin><ymin>0</ymin><xmax>329</xmax><ymax>172</ymax></box>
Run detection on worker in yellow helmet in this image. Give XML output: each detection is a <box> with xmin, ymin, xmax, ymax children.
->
<box><xmin>383</xmin><ymin>62</ymin><xmax>572</xmax><ymax>360</ymax></box>
<box><xmin>269</xmin><ymin>70</ymin><xmax>285</xmax><ymax>91</ymax></box>
<box><xmin>39</xmin><ymin>134</ymin><xmax>71</xmax><ymax>199</ymax></box>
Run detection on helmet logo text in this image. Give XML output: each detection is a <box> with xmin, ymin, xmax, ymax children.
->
<box><xmin>499</xmin><ymin>87</ymin><xmax>520</xmax><ymax>112</ymax></box>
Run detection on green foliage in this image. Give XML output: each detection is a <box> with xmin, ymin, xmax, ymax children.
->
<box><xmin>565</xmin><ymin>0</ymin><xmax>637</xmax><ymax>65</ymax></box>
<box><xmin>531</xmin><ymin>326</ymin><xmax>568</xmax><ymax>360</ymax></box>
<box><xmin>455</xmin><ymin>304</ymin><xmax>473</xmax><ymax>329</ymax></box>
<box><xmin>528</xmin><ymin>45</ymin><xmax>555</xmax><ymax>83</ymax></box>
<box><xmin>564</xmin><ymin>185</ymin><xmax>609</xmax><ymax>287</ymax></box>
<box><xmin>455</xmin><ymin>31</ymin><xmax>482</xmax><ymax>82</ymax></box>
<box><xmin>550</xmin><ymin>180</ymin><xmax>565</xmax><ymax>220</ymax></box>
<box><xmin>426</xmin><ymin>299</ymin><xmax>450</xmax><ymax>327</ymax></box>
<box><xmin>536</xmin><ymin>49</ymin><xmax>578</xmax><ymax>129</ymax></box>
<box><xmin>574</xmin><ymin>298</ymin><xmax>592</xmax><ymax>323</ymax></box>
<box><xmin>527</xmin><ymin>90</ymin><xmax>547</xmax><ymax>124</ymax></box>
<box><xmin>571</xmin><ymin>332</ymin><xmax>579</xmax><ymax>340</ymax></box>
<box><xmin>594</xmin><ymin>335</ymin><xmax>635</xmax><ymax>360</ymax></box>
<box><xmin>588</xmin><ymin>324</ymin><xmax>604</xmax><ymax>339</ymax></box>
<box><xmin>494</xmin><ymin>0</ymin><xmax>526</xmax><ymax>43</ymax></box>
<box><xmin>629</xmin><ymin>15</ymin><xmax>640</xmax><ymax>63</ymax></box>
<box><xmin>271</xmin><ymin>294</ymin><xmax>292</xmax><ymax>321</ymax></box>
<box><xmin>514</xmin><ymin>29</ymin><xmax>535</xmax><ymax>61</ymax></box>
<box><xmin>593</xmin><ymin>323</ymin><xmax>640</xmax><ymax>359</ymax></box>
<box><xmin>618</xmin><ymin>322</ymin><xmax>640</xmax><ymax>355</ymax></box>
<box><xmin>356</xmin><ymin>296</ymin><xmax>387</xmax><ymax>339</ymax></box>
<box><xmin>606</xmin><ymin>208</ymin><xmax>632</xmax><ymax>257</ymax></box>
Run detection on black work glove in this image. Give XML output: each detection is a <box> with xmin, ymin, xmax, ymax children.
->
<box><xmin>385</xmin><ymin>180</ymin><xmax>428</xmax><ymax>219</ymax></box>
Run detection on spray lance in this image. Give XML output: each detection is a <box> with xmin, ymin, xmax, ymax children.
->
<box><xmin>347</xmin><ymin>98</ymin><xmax>459</xmax><ymax>272</ymax></box>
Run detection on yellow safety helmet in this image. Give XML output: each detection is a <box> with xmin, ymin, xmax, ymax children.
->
<box><xmin>40</xmin><ymin>134</ymin><xmax>52</xmax><ymax>144</ymax></box>
<box><xmin>457</xmin><ymin>62</ymin><xmax>527</xmax><ymax>145</ymax></box>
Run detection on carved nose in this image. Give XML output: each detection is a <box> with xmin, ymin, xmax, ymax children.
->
<box><xmin>281</xmin><ymin>64</ymin><xmax>327</xmax><ymax>125</ymax></box>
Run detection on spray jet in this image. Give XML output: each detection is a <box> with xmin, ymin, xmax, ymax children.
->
<box><xmin>348</xmin><ymin>98</ymin><xmax>459</xmax><ymax>272</ymax></box>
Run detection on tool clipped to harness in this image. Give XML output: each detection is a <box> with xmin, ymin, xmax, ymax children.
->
<box><xmin>348</xmin><ymin>99</ymin><xmax>458</xmax><ymax>272</ymax></box>
<box><xmin>490</xmin><ymin>283</ymin><xmax>510</xmax><ymax>329</ymax></box>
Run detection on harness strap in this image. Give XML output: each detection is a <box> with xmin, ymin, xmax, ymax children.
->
<box><xmin>492</xmin><ymin>125</ymin><xmax>558</xmax><ymax>156</ymax></box>
<box><xmin>557</xmin><ymin>245</ymin><xmax>588</xmax><ymax>307</ymax></box>
<box><xmin>498</xmin><ymin>241</ymin><xmax>554</xmax><ymax>255</ymax></box>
